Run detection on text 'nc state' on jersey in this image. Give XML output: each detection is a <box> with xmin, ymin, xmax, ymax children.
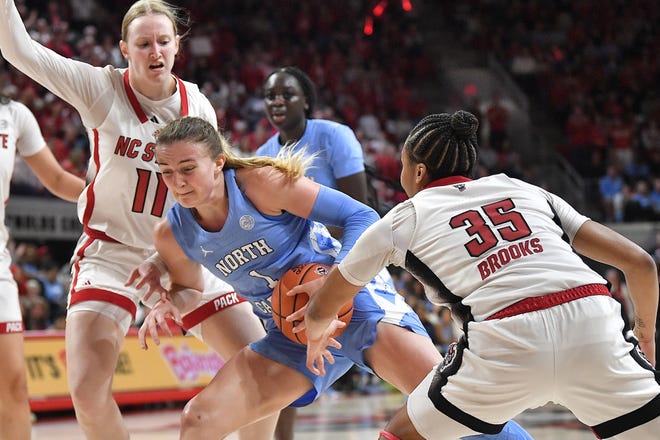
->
<box><xmin>114</xmin><ymin>135</ymin><xmax>156</xmax><ymax>162</ymax></box>
<box><xmin>477</xmin><ymin>237</ymin><xmax>544</xmax><ymax>280</ymax></box>
<box><xmin>214</xmin><ymin>238</ymin><xmax>274</xmax><ymax>276</ymax></box>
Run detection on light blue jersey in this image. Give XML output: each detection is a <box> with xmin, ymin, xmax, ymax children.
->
<box><xmin>167</xmin><ymin>169</ymin><xmax>426</xmax><ymax>406</ymax></box>
<box><xmin>256</xmin><ymin>119</ymin><xmax>365</xmax><ymax>188</ymax></box>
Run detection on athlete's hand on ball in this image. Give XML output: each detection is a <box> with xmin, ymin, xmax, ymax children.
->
<box><xmin>125</xmin><ymin>261</ymin><xmax>169</xmax><ymax>303</ymax></box>
<box><xmin>284</xmin><ymin>276</ymin><xmax>327</xmax><ymax>323</ymax></box>
<box><xmin>138</xmin><ymin>299</ymin><xmax>182</xmax><ymax>350</ymax></box>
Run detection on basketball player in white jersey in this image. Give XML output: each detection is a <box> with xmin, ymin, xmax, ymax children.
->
<box><xmin>0</xmin><ymin>1</ymin><xmax>277</xmax><ymax>439</ymax></box>
<box><xmin>298</xmin><ymin>111</ymin><xmax>660</xmax><ymax>439</ymax></box>
<box><xmin>0</xmin><ymin>93</ymin><xmax>85</xmax><ymax>440</ymax></box>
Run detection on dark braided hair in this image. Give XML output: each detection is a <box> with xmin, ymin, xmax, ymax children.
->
<box><xmin>403</xmin><ymin>110</ymin><xmax>479</xmax><ymax>180</ymax></box>
<box><xmin>264</xmin><ymin>66</ymin><xmax>317</xmax><ymax>118</ymax></box>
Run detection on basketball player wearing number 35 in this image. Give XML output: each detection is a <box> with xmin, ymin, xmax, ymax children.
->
<box><xmin>299</xmin><ymin>111</ymin><xmax>660</xmax><ymax>439</ymax></box>
<box><xmin>0</xmin><ymin>1</ymin><xmax>278</xmax><ymax>439</ymax></box>
<box><xmin>132</xmin><ymin>116</ymin><xmax>531</xmax><ymax>439</ymax></box>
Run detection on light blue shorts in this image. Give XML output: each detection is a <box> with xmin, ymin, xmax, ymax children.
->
<box><xmin>250</xmin><ymin>269</ymin><xmax>428</xmax><ymax>406</ymax></box>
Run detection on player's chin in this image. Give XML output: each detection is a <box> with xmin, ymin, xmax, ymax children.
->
<box><xmin>175</xmin><ymin>193</ymin><xmax>197</xmax><ymax>207</ymax></box>
<box><xmin>268</xmin><ymin>113</ymin><xmax>286</xmax><ymax>126</ymax></box>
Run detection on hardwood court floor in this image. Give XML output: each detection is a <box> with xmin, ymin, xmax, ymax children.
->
<box><xmin>31</xmin><ymin>390</ymin><xmax>595</xmax><ymax>439</ymax></box>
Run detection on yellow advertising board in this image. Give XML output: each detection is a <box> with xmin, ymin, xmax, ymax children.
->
<box><xmin>25</xmin><ymin>330</ymin><xmax>222</xmax><ymax>411</ymax></box>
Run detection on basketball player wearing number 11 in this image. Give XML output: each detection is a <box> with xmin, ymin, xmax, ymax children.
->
<box><xmin>0</xmin><ymin>1</ymin><xmax>277</xmax><ymax>439</ymax></box>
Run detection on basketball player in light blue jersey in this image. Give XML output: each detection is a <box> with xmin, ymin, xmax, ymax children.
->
<box><xmin>257</xmin><ymin>66</ymin><xmax>371</xmax><ymax>439</ymax></box>
<box><xmin>257</xmin><ymin>66</ymin><xmax>369</xmax><ymax>204</ymax></box>
<box><xmin>129</xmin><ymin>116</ymin><xmax>532</xmax><ymax>440</ymax></box>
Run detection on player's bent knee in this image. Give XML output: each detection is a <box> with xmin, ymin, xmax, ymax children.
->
<box><xmin>2</xmin><ymin>367</ymin><xmax>29</xmax><ymax>404</ymax></box>
<box><xmin>181</xmin><ymin>394</ymin><xmax>222</xmax><ymax>433</ymax></box>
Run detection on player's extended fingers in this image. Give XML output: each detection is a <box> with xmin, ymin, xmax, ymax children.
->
<box><xmin>326</xmin><ymin>337</ymin><xmax>342</xmax><ymax>350</ymax></box>
<box><xmin>148</xmin><ymin>317</ymin><xmax>161</xmax><ymax>346</ymax></box>
<box><xmin>307</xmin><ymin>354</ymin><xmax>325</xmax><ymax>376</ymax></box>
<box><xmin>138</xmin><ymin>323</ymin><xmax>149</xmax><ymax>350</ymax></box>
<box><xmin>142</xmin><ymin>288</ymin><xmax>155</xmax><ymax>302</ymax></box>
<box><xmin>169</xmin><ymin>306</ymin><xmax>183</xmax><ymax>325</ymax></box>
<box><xmin>287</xmin><ymin>284</ymin><xmax>311</xmax><ymax>296</ymax></box>
<box><xmin>156</xmin><ymin>314</ymin><xmax>173</xmax><ymax>338</ymax></box>
<box><xmin>287</xmin><ymin>307</ymin><xmax>306</xmax><ymax>323</ymax></box>
<box><xmin>125</xmin><ymin>269</ymin><xmax>140</xmax><ymax>287</ymax></box>
<box><xmin>322</xmin><ymin>349</ymin><xmax>336</xmax><ymax>366</ymax></box>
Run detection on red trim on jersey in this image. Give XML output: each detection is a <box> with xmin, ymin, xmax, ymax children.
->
<box><xmin>486</xmin><ymin>283</ymin><xmax>611</xmax><ymax>320</ymax></box>
<box><xmin>175</xmin><ymin>75</ymin><xmax>189</xmax><ymax>116</ymax></box>
<box><xmin>68</xmin><ymin>234</ymin><xmax>132</xmax><ymax>317</ymax></box>
<box><xmin>69</xmin><ymin>287</ymin><xmax>137</xmax><ymax>318</ymax></box>
<box><xmin>123</xmin><ymin>70</ymin><xmax>189</xmax><ymax>123</ymax></box>
<box><xmin>181</xmin><ymin>291</ymin><xmax>246</xmax><ymax>331</ymax></box>
<box><xmin>123</xmin><ymin>70</ymin><xmax>148</xmax><ymax>123</ymax></box>
<box><xmin>423</xmin><ymin>175</ymin><xmax>472</xmax><ymax>190</ymax></box>
<box><xmin>0</xmin><ymin>321</ymin><xmax>24</xmax><ymax>334</ymax></box>
<box><xmin>83</xmin><ymin>226</ymin><xmax>118</xmax><ymax>243</ymax></box>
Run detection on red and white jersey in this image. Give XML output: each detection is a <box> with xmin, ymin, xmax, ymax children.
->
<box><xmin>0</xmin><ymin>0</ymin><xmax>217</xmax><ymax>249</ymax></box>
<box><xmin>0</xmin><ymin>99</ymin><xmax>46</xmax><ymax>246</ymax></box>
<box><xmin>338</xmin><ymin>173</ymin><xmax>606</xmax><ymax>321</ymax></box>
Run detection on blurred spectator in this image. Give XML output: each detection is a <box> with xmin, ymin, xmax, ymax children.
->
<box><xmin>436</xmin><ymin>307</ymin><xmax>459</xmax><ymax>356</ymax></box>
<box><xmin>564</xmin><ymin>104</ymin><xmax>592</xmax><ymax>173</ymax></box>
<box><xmin>44</xmin><ymin>21</ymin><xmax>74</xmax><ymax>58</ymax></box>
<box><xmin>38</xmin><ymin>262</ymin><xmax>67</xmax><ymax>322</ymax></box>
<box><xmin>485</xmin><ymin>93</ymin><xmax>509</xmax><ymax>151</ymax></box>
<box><xmin>599</xmin><ymin>165</ymin><xmax>625</xmax><ymax>222</ymax></box>
<box><xmin>21</xmin><ymin>278</ymin><xmax>49</xmax><ymax>330</ymax></box>
<box><xmin>623</xmin><ymin>179</ymin><xmax>659</xmax><ymax>222</ymax></box>
<box><xmin>640</xmin><ymin>120</ymin><xmax>660</xmax><ymax>153</ymax></box>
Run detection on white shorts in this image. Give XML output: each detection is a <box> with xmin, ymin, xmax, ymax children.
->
<box><xmin>0</xmin><ymin>247</ymin><xmax>23</xmax><ymax>333</ymax></box>
<box><xmin>407</xmin><ymin>295</ymin><xmax>660</xmax><ymax>439</ymax></box>
<box><xmin>68</xmin><ymin>232</ymin><xmax>245</xmax><ymax>337</ymax></box>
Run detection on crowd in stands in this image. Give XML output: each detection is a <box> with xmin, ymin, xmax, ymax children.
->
<box><xmin>1</xmin><ymin>0</ymin><xmax>460</xmax><ymax>358</ymax></box>
<box><xmin>6</xmin><ymin>0</ymin><xmax>658</xmax><ymax>377</ymax></box>
<box><xmin>450</xmin><ymin>0</ymin><xmax>659</xmax><ymax>223</ymax></box>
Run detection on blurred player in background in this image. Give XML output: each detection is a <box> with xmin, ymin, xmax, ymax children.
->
<box><xmin>257</xmin><ymin>65</ymin><xmax>370</xmax><ymax>440</ymax></box>
<box><xmin>0</xmin><ymin>92</ymin><xmax>85</xmax><ymax>439</ymax></box>
<box><xmin>0</xmin><ymin>1</ymin><xmax>277</xmax><ymax>438</ymax></box>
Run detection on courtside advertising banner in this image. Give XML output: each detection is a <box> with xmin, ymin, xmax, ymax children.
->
<box><xmin>24</xmin><ymin>331</ymin><xmax>223</xmax><ymax>411</ymax></box>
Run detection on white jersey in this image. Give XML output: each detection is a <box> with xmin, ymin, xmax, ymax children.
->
<box><xmin>338</xmin><ymin>173</ymin><xmax>606</xmax><ymax>321</ymax></box>
<box><xmin>0</xmin><ymin>99</ymin><xmax>45</xmax><ymax>246</ymax></box>
<box><xmin>0</xmin><ymin>0</ymin><xmax>217</xmax><ymax>249</ymax></box>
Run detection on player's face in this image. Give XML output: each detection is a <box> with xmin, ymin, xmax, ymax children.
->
<box><xmin>156</xmin><ymin>141</ymin><xmax>222</xmax><ymax>208</ymax></box>
<box><xmin>120</xmin><ymin>14</ymin><xmax>180</xmax><ymax>87</ymax></box>
<box><xmin>263</xmin><ymin>73</ymin><xmax>307</xmax><ymax>132</ymax></box>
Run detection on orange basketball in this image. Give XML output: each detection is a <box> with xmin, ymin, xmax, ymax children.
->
<box><xmin>271</xmin><ymin>262</ymin><xmax>354</xmax><ymax>345</ymax></box>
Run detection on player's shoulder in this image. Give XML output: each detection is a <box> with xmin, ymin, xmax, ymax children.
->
<box><xmin>478</xmin><ymin>173</ymin><xmax>541</xmax><ymax>191</ymax></box>
<box><xmin>255</xmin><ymin>132</ymin><xmax>280</xmax><ymax>155</ymax></box>
<box><xmin>309</xmin><ymin>118</ymin><xmax>351</xmax><ymax>133</ymax></box>
<box><xmin>1</xmin><ymin>98</ymin><xmax>37</xmax><ymax>124</ymax></box>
